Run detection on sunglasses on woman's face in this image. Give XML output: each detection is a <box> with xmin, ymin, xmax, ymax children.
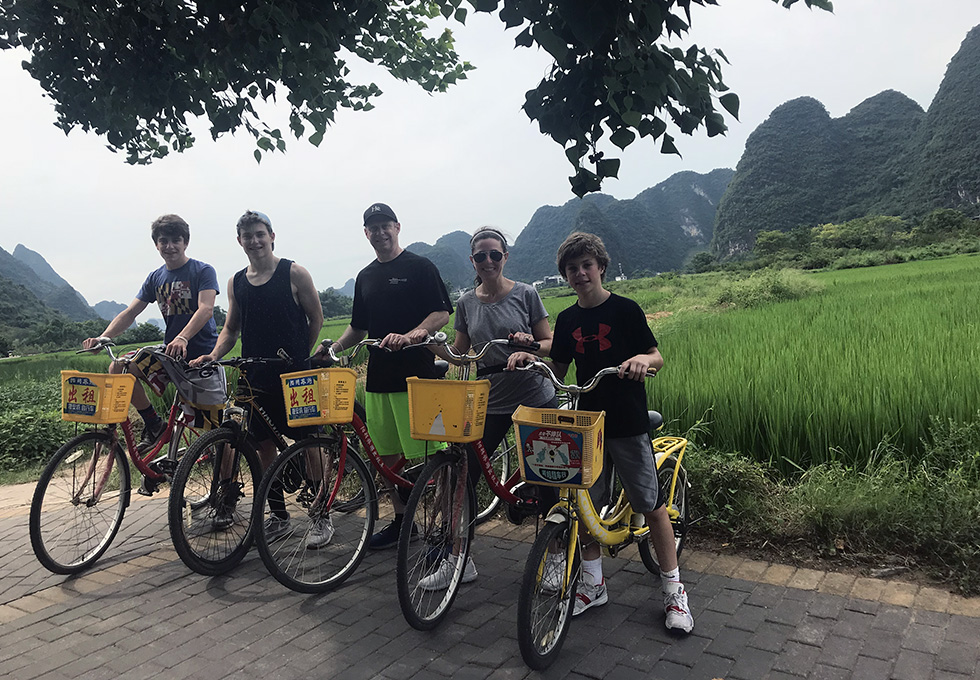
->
<box><xmin>472</xmin><ymin>250</ymin><xmax>504</xmax><ymax>263</ymax></box>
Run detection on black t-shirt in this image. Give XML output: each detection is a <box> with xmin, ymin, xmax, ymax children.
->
<box><xmin>551</xmin><ymin>293</ymin><xmax>657</xmax><ymax>437</ymax></box>
<box><xmin>351</xmin><ymin>250</ymin><xmax>453</xmax><ymax>392</ymax></box>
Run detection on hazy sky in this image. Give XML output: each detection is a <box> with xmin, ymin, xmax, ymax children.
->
<box><xmin>3</xmin><ymin>0</ymin><xmax>980</xmax><ymax>312</ymax></box>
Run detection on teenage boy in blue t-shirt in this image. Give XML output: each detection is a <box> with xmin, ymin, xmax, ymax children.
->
<box><xmin>84</xmin><ymin>214</ymin><xmax>219</xmax><ymax>452</ymax></box>
<box><xmin>509</xmin><ymin>231</ymin><xmax>694</xmax><ymax>633</ymax></box>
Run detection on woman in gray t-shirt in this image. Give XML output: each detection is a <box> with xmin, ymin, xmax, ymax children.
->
<box><xmin>421</xmin><ymin>227</ymin><xmax>556</xmax><ymax>589</ymax></box>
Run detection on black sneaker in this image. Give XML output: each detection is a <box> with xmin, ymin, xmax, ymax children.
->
<box><xmin>211</xmin><ymin>481</ymin><xmax>242</xmax><ymax>531</ymax></box>
<box><xmin>137</xmin><ymin>419</ymin><xmax>167</xmax><ymax>454</ymax></box>
<box><xmin>368</xmin><ymin>519</ymin><xmax>418</xmax><ymax>550</ymax></box>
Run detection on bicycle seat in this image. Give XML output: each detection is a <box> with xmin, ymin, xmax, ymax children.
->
<box><xmin>433</xmin><ymin>360</ymin><xmax>450</xmax><ymax>378</ymax></box>
<box><xmin>649</xmin><ymin>411</ymin><xmax>663</xmax><ymax>431</ymax></box>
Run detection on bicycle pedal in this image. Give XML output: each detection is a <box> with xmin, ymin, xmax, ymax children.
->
<box><xmin>137</xmin><ymin>476</ymin><xmax>160</xmax><ymax>496</ymax></box>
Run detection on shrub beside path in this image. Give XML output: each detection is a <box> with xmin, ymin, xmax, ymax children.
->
<box><xmin>2</xmin><ymin>481</ymin><xmax>979</xmax><ymax>679</ymax></box>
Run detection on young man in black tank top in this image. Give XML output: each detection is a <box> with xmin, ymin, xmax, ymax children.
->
<box><xmin>191</xmin><ymin>211</ymin><xmax>325</xmax><ymax>541</ymax></box>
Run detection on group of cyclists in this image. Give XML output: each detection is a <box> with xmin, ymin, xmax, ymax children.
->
<box><xmin>85</xmin><ymin>203</ymin><xmax>694</xmax><ymax>634</ymax></box>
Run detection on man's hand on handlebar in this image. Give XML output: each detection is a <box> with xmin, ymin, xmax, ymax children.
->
<box><xmin>189</xmin><ymin>354</ymin><xmax>214</xmax><ymax>368</ymax></box>
<box><xmin>380</xmin><ymin>328</ymin><xmax>429</xmax><ymax>351</ymax></box>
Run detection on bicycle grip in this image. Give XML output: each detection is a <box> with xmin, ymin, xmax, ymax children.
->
<box><xmin>508</xmin><ymin>339</ymin><xmax>541</xmax><ymax>351</ymax></box>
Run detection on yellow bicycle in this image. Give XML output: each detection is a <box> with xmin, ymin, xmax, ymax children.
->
<box><xmin>513</xmin><ymin>361</ymin><xmax>689</xmax><ymax>670</ymax></box>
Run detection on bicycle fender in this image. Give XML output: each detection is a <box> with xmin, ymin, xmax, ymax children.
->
<box><xmin>545</xmin><ymin>508</ymin><xmax>571</xmax><ymax>524</ymax></box>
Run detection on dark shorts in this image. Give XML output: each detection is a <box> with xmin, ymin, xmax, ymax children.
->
<box><xmin>588</xmin><ymin>433</ymin><xmax>663</xmax><ymax>514</ymax></box>
<box><xmin>237</xmin><ymin>381</ymin><xmax>314</xmax><ymax>444</ymax></box>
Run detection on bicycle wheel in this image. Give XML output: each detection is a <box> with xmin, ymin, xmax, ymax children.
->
<box><xmin>256</xmin><ymin>433</ymin><xmax>377</xmax><ymax>593</ymax></box>
<box><xmin>474</xmin><ymin>429</ymin><xmax>517</xmax><ymax>525</ymax></box>
<box><xmin>517</xmin><ymin>517</ymin><xmax>580</xmax><ymax>670</ymax></box>
<box><xmin>397</xmin><ymin>449</ymin><xmax>475</xmax><ymax>630</ymax></box>
<box><xmin>30</xmin><ymin>431</ymin><xmax>130</xmax><ymax>574</ymax></box>
<box><xmin>639</xmin><ymin>456</ymin><xmax>688</xmax><ymax>573</ymax></box>
<box><xmin>167</xmin><ymin>427</ymin><xmax>261</xmax><ymax>575</ymax></box>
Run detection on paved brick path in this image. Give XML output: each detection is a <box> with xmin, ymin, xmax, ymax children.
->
<box><xmin>2</xmin><ymin>482</ymin><xmax>979</xmax><ymax>680</ymax></box>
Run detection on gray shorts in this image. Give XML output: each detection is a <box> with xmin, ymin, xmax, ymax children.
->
<box><xmin>588</xmin><ymin>433</ymin><xmax>662</xmax><ymax>514</ymax></box>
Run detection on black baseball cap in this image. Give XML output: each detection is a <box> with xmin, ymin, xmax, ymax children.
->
<box><xmin>363</xmin><ymin>203</ymin><xmax>398</xmax><ymax>225</ymax></box>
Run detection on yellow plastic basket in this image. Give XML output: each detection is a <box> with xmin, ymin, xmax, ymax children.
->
<box><xmin>406</xmin><ymin>377</ymin><xmax>490</xmax><ymax>443</ymax></box>
<box><xmin>512</xmin><ymin>405</ymin><xmax>605</xmax><ymax>488</ymax></box>
<box><xmin>61</xmin><ymin>371</ymin><xmax>136</xmax><ymax>424</ymax></box>
<box><xmin>280</xmin><ymin>368</ymin><xmax>357</xmax><ymax>426</ymax></box>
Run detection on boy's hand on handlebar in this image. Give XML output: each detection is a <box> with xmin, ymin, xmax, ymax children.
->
<box><xmin>619</xmin><ymin>354</ymin><xmax>654</xmax><ymax>382</ymax></box>
<box><xmin>380</xmin><ymin>328</ymin><xmax>428</xmax><ymax>351</ymax></box>
<box><xmin>189</xmin><ymin>354</ymin><xmax>214</xmax><ymax>368</ymax></box>
<box><xmin>165</xmin><ymin>336</ymin><xmax>188</xmax><ymax>359</ymax></box>
<box><xmin>82</xmin><ymin>336</ymin><xmax>107</xmax><ymax>350</ymax></box>
<box><xmin>506</xmin><ymin>351</ymin><xmax>538</xmax><ymax>371</ymax></box>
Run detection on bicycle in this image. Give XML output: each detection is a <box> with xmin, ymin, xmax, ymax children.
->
<box><xmin>395</xmin><ymin>335</ymin><xmax>551</xmax><ymax>630</ymax></box>
<box><xmin>251</xmin><ymin>334</ymin><xmax>445</xmax><ymax>593</ymax></box>
<box><xmin>513</xmin><ymin>361</ymin><xmax>689</xmax><ymax>670</ymax></box>
<box><xmin>29</xmin><ymin>341</ymin><xmax>208</xmax><ymax>575</ymax></box>
<box><xmin>166</xmin><ymin>353</ymin><xmax>302</xmax><ymax>576</ymax></box>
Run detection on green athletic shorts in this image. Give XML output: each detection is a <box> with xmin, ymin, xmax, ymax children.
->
<box><xmin>365</xmin><ymin>391</ymin><xmax>447</xmax><ymax>460</ymax></box>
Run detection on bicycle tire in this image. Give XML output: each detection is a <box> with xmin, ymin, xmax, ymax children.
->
<box><xmin>396</xmin><ymin>449</ymin><xmax>475</xmax><ymax>630</ymax></box>
<box><xmin>255</xmin><ymin>433</ymin><xmax>377</xmax><ymax>593</ymax></box>
<box><xmin>639</xmin><ymin>456</ymin><xmax>688</xmax><ymax>574</ymax></box>
<box><xmin>474</xmin><ymin>429</ymin><xmax>517</xmax><ymax>525</ymax></box>
<box><xmin>167</xmin><ymin>427</ymin><xmax>261</xmax><ymax>575</ymax></box>
<box><xmin>30</xmin><ymin>431</ymin><xmax>130</xmax><ymax>575</ymax></box>
<box><xmin>517</xmin><ymin>517</ymin><xmax>580</xmax><ymax>670</ymax></box>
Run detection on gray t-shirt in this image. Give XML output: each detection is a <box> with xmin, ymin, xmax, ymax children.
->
<box><xmin>454</xmin><ymin>281</ymin><xmax>557</xmax><ymax>414</ymax></box>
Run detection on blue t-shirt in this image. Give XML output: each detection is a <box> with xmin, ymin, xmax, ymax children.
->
<box><xmin>137</xmin><ymin>258</ymin><xmax>220</xmax><ymax>359</ymax></box>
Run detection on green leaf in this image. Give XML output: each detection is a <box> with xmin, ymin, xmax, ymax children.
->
<box><xmin>253</xmin><ymin>149</ymin><xmax>262</xmax><ymax>164</ymax></box>
<box><xmin>610</xmin><ymin>127</ymin><xmax>635</xmax><ymax>150</ymax></box>
<box><xmin>309</xmin><ymin>129</ymin><xmax>324</xmax><ymax>147</ymax></box>
<box><xmin>597</xmin><ymin>158</ymin><xmax>620</xmax><ymax>179</ymax></box>
<box><xmin>454</xmin><ymin>7</ymin><xmax>467</xmax><ymax>23</ymax></box>
<box><xmin>661</xmin><ymin>134</ymin><xmax>679</xmax><ymax>156</ymax></box>
<box><xmin>514</xmin><ymin>27</ymin><xmax>534</xmax><ymax>48</ymax></box>
<box><xmin>719</xmin><ymin>92</ymin><xmax>740</xmax><ymax>119</ymax></box>
<box><xmin>621</xmin><ymin>110</ymin><xmax>642</xmax><ymax>128</ymax></box>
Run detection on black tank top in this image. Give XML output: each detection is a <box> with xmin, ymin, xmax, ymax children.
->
<box><xmin>234</xmin><ymin>259</ymin><xmax>311</xmax><ymax>390</ymax></box>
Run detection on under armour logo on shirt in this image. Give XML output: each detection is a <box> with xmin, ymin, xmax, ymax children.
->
<box><xmin>573</xmin><ymin>324</ymin><xmax>612</xmax><ymax>353</ymax></box>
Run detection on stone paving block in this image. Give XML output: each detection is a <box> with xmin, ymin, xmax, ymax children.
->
<box><xmin>747</xmin><ymin>620</ymin><xmax>795</xmax><ymax>653</ymax></box>
<box><xmin>880</xmin><ymin>580</ymin><xmax>918</xmax><ymax>608</ymax></box>
<box><xmin>759</xmin><ymin>564</ymin><xmax>795</xmax><ymax>587</ymax></box>
<box><xmin>765</xmin><ymin>595</ymin><xmax>808</xmax><ymax>627</ymax></box>
<box><xmin>914</xmin><ymin>585</ymin><xmax>952</xmax><ymax>613</ymax></box>
<box><xmin>852</xmin><ymin>654</ymin><xmax>894</xmax><ymax>679</ymax></box>
<box><xmin>902</xmin><ymin>621</ymin><xmax>945</xmax><ymax>654</ymax></box>
<box><xmin>704</xmin><ymin>587</ymin><xmax>749</xmax><ymax>615</ymax></box>
<box><xmin>871</xmin><ymin>603</ymin><xmax>913</xmax><ymax>633</ymax></box>
<box><xmin>946</xmin><ymin>614</ymin><xmax>980</xmax><ymax>643</ymax></box>
<box><xmin>771</xmin><ymin>639</ymin><xmax>822</xmax><ymax>676</ymax></box>
<box><xmin>890</xmin><ymin>648</ymin><xmax>937</xmax><ymax>680</ymax></box>
<box><xmin>788</xmin><ymin>616</ymin><xmax>834</xmax><ymax>647</ymax></box>
<box><xmin>935</xmin><ymin>640</ymin><xmax>980</xmax><ymax>675</ymax></box>
<box><xmin>726</xmin><ymin>603</ymin><xmax>770</xmax><ymax>634</ymax></box>
<box><xmin>703</xmin><ymin>627</ymin><xmax>753</xmax><ymax>660</ymax></box>
<box><xmin>786</xmin><ymin>567</ymin><xmax>823</xmax><ymax>591</ymax></box>
<box><xmin>832</xmin><ymin>607</ymin><xmax>876</xmax><ymax>640</ymax></box>
<box><xmin>707</xmin><ymin>554</ymin><xmax>744</xmax><ymax>577</ymax></box>
<box><xmin>679</xmin><ymin>550</ymin><xmax>715</xmax><ymax>575</ymax></box>
<box><xmin>685</xmin><ymin>652</ymin><xmax>733</xmax><ymax>680</ymax></box>
<box><xmin>816</xmin><ymin>634</ymin><xmax>864</xmax><ymax>669</ymax></box>
<box><xmin>745</xmin><ymin>582</ymin><xmax>787</xmax><ymax>609</ymax></box>
<box><xmin>647</xmin><ymin>659</ymin><xmax>691</xmax><ymax>680</ymax></box>
<box><xmin>843</xmin><ymin>596</ymin><xmax>879</xmax><ymax>615</ymax></box>
<box><xmin>727</xmin><ymin>645</ymin><xmax>777</xmax><ymax>680</ymax></box>
<box><xmin>849</xmin><ymin>576</ymin><xmax>886</xmax><ymax>602</ymax></box>
<box><xmin>807</xmin><ymin>663</ymin><xmax>850</xmax><ymax>680</ymax></box>
<box><xmin>947</xmin><ymin>595</ymin><xmax>980</xmax><ymax>618</ymax></box>
<box><xmin>816</xmin><ymin>572</ymin><xmax>856</xmax><ymax>597</ymax></box>
<box><xmin>860</xmin><ymin>629</ymin><xmax>904</xmax><ymax>660</ymax></box>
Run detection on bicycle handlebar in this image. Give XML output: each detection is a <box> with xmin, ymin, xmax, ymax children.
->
<box><xmin>515</xmin><ymin>361</ymin><xmax>656</xmax><ymax>395</ymax></box>
<box><xmin>315</xmin><ymin>332</ymin><xmax>451</xmax><ymax>367</ymax></box>
<box><xmin>433</xmin><ymin>335</ymin><xmax>541</xmax><ymax>364</ymax></box>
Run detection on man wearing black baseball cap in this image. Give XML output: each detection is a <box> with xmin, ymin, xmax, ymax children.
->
<box><xmin>326</xmin><ymin>202</ymin><xmax>453</xmax><ymax>548</ymax></box>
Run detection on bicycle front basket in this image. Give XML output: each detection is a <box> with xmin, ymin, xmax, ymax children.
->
<box><xmin>512</xmin><ymin>406</ymin><xmax>605</xmax><ymax>489</ymax></box>
<box><xmin>60</xmin><ymin>371</ymin><xmax>136</xmax><ymax>424</ymax></box>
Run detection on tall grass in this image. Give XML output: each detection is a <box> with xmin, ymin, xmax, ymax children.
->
<box><xmin>653</xmin><ymin>256</ymin><xmax>980</xmax><ymax>473</ymax></box>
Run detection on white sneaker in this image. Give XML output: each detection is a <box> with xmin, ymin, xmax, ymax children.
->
<box><xmin>541</xmin><ymin>553</ymin><xmax>564</xmax><ymax>594</ymax></box>
<box><xmin>418</xmin><ymin>555</ymin><xmax>478</xmax><ymax>591</ymax></box>
<box><xmin>306</xmin><ymin>515</ymin><xmax>334</xmax><ymax>549</ymax></box>
<box><xmin>264</xmin><ymin>515</ymin><xmax>291</xmax><ymax>543</ymax></box>
<box><xmin>664</xmin><ymin>582</ymin><xmax>694</xmax><ymax>633</ymax></box>
<box><xmin>572</xmin><ymin>572</ymin><xmax>608</xmax><ymax>616</ymax></box>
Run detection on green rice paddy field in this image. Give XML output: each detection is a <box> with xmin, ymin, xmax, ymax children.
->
<box><xmin>3</xmin><ymin>256</ymin><xmax>978</xmax><ymax>478</ymax></box>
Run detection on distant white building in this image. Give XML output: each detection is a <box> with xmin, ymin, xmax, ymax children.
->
<box><xmin>534</xmin><ymin>275</ymin><xmax>566</xmax><ymax>290</ymax></box>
